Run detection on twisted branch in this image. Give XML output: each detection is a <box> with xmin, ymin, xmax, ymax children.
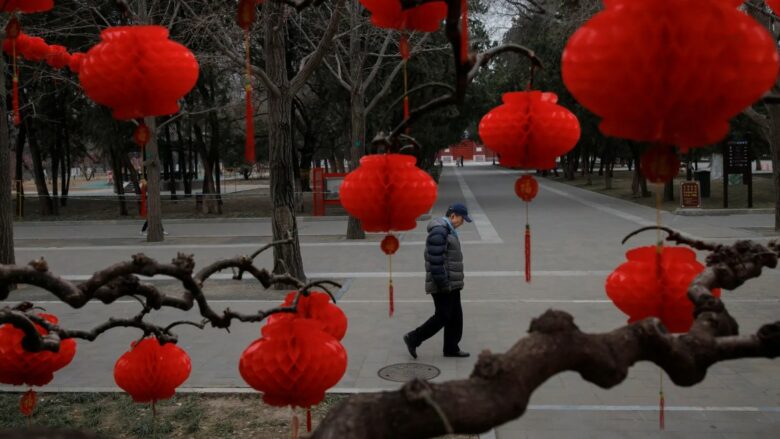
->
<box><xmin>311</xmin><ymin>234</ymin><xmax>780</xmax><ymax>438</ymax></box>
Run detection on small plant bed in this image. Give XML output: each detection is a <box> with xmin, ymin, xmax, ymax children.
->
<box><xmin>0</xmin><ymin>393</ymin><xmax>476</xmax><ymax>438</ymax></box>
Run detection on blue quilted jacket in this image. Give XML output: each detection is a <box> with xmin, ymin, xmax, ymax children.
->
<box><xmin>424</xmin><ymin>217</ymin><xmax>464</xmax><ymax>294</ymax></box>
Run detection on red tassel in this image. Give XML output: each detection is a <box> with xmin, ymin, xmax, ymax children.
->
<box><xmin>659</xmin><ymin>391</ymin><xmax>665</xmax><ymax>430</ymax></box>
<box><xmin>460</xmin><ymin>0</ymin><xmax>469</xmax><ymax>63</ymax></box>
<box><xmin>400</xmin><ymin>33</ymin><xmax>410</xmax><ymax>60</ymax></box>
<box><xmin>524</xmin><ymin>224</ymin><xmax>531</xmax><ymax>282</ymax></box>
<box><xmin>12</xmin><ymin>76</ymin><xmax>20</xmax><ymax>126</ymax></box>
<box><xmin>19</xmin><ymin>389</ymin><xmax>36</xmax><ymax>417</ymax></box>
<box><xmin>389</xmin><ymin>280</ymin><xmax>395</xmax><ymax>317</ymax></box>
<box><xmin>245</xmin><ymin>85</ymin><xmax>255</xmax><ymax>163</ymax></box>
<box><xmin>306</xmin><ymin>407</ymin><xmax>312</xmax><ymax>432</ymax></box>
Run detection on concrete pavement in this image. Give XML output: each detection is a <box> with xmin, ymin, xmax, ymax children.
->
<box><xmin>3</xmin><ymin>163</ymin><xmax>780</xmax><ymax>437</ymax></box>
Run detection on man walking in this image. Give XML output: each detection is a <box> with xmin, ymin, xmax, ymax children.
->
<box><xmin>403</xmin><ymin>203</ymin><xmax>471</xmax><ymax>358</ymax></box>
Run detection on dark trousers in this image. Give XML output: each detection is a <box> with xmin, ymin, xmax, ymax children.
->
<box><xmin>409</xmin><ymin>289</ymin><xmax>463</xmax><ymax>354</ymax></box>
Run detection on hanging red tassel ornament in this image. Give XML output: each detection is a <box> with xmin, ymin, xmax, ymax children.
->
<box><xmin>460</xmin><ymin>0</ymin><xmax>469</xmax><ymax>63</ymax></box>
<box><xmin>400</xmin><ymin>33</ymin><xmax>410</xmax><ymax>61</ymax></box>
<box><xmin>6</xmin><ymin>17</ymin><xmax>21</xmax><ymax>126</ymax></box>
<box><xmin>381</xmin><ymin>235</ymin><xmax>400</xmax><ymax>317</ymax></box>
<box><xmin>19</xmin><ymin>389</ymin><xmax>36</xmax><ymax>417</ymax></box>
<box><xmin>514</xmin><ymin>175</ymin><xmax>538</xmax><ymax>282</ymax></box>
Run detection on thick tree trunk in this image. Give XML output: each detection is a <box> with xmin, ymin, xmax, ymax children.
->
<box><xmin>26</xmin><ymin>121</ymin><xmax>53</xmax><ymax>215</ymax></box>
<box><xmin>111</xmin><ymin>148</ymin><xmax>128</xmax><ymax>216</ymax></box>
<box><xmin>164</xmin><ymin>123</ymin><xmax>177</xmax><ymax>200</ymax></box>
<box><xmin>768</xmin><ymin>105</ymin><xmax>780</xmax><ymax>230</ymax></box>
<box><xmin>176</xmin><ymin>119</ymin><xmax>192</xmax><ymax>196</ymax></box>
<box><xmin>50</xmin><ymin>130</ymin><xmax>60</xmax><ymax>215</ymax></box>
<box><xmin>266</xmin><ymin>1</ymin><xmax>305</xmax><ymax>280</ymax></box>
<box><xmin>0</xmin><ymin>52</ymin><xmax>14</xmax><ymax>269</ymax></box>
<box><xmin>347</xmin><ymin>92</ymin><xmax>366</xmax><ymax>240</ymax></box>
<box><xmin>144</xmin><ymin>117</ymin><xmax>164</xmax><ymax>242</ymax></box>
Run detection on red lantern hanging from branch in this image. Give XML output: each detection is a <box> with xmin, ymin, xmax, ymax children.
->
<box><xmin>68</xmin><ymin>52</ymin><xmax>85</xmax><ymax>74</ymax></box>
<box><xmin>360</xmin><ymin>0</ymin><xmax>447</xmax><ymax>32</ymax></box>
<box><xmin>0</xmin><ymin>313</ymin><xmax>77</xmax><ymax>417</ymax></box>
<box><xmin>479</xmin><ymin>91</ymin><xmax>580</xmax><ymax>169</ymax></box>
<box><xmin>606</xmin><ymin>246</ymin><xmax>721</xmax><ymax>333</ymax></box>
<box><xmin>562</xmin><ymin>0</ymin><xmax>779</xmax><ymax>150</ymax></box>
<box><xmin>267</xmin><ymin>291</ymin><xmax>348</xmax><ymax>341</ymax></box>
<box><xmin>240</xmin><ymin>319</ymin><xmax>347</xmax><ymax>408</ymax></box>
<box><xmin>45</xmin><ymin>44</ymin><xmax>70</xmax><ymax>69</ymax></box>
<box><xmin>339</xmin><ymin>154</ymin><xmax>437</xmax><ymax>316</ymax></box>
<box><xmin>79</xmin><ymin>26</ymin><xmax>199</xmax><ymax>121</ymax></box>
<box><xmin>113</xmin><ymin>337</ymin><xmax>192</xmax><ymax>403</ymax></box>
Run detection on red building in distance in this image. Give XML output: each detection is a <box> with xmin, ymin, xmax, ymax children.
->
<box><xmin>437</xmin><ymin>140</ymin><xmax>497</xmax><ymax>163</ymax></box>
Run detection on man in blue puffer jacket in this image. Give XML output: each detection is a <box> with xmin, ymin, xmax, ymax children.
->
<box><xmin>403</xmin><ymin>203</ymin><xmax>471</xmax><ymax>358</ymax></box>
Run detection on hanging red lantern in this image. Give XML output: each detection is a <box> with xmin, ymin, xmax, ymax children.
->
<box><xmin>113</xmin><ymin>337</ymin><xmax>192</xmax><ymax>403</ymax></box>
<box><xmin>340</xmin><ymin>154</ymin><xmax>437</xmax><ymax>317</ymax></box>
<box><xmin>360</xmin><ymin>0</ymin><xmax>447</xmax><ymax>32</ymax></box>
<box><xmin>562</xmin><ymin>0</ymin><xmax>779</xmax><ymax>150</ymax></box>
<box><xmin>0</xmin><ymin>313</ymin><xmax>77</xmax><ymax>387</ymax></box>
<box><xmin>236</xmin><ymin>0</ymin><xmax>261</xmax><ymax>163</ymax></box>
<box><xmin>479</xmin><ymin>91</ymin><xmax>580</xmax><ymax>169</ymax></box>
<box><xmin>1</xmin><ymin>0</ymin><xmax>54</xmax><ymax>13</ymax></box>
<box><xmin>267</xmin><ymin>291</ymin><xmax>348</xmax><ymax>341</ymax></box>
<box><xmin>79</xmin><ymin>26</ymin><xmax>199</xmax><ymax>121</ymax></box>
<box><xmin>640</xmin><ymin>146</ymin><xmax>680</xmax><ymax>184</ymax></box>
<box><xmin>239</xmin><ymin>319</ymin><xmax>347</xmax><ymax>408</ymax></box>
<box><xmin>340</xmin><ymin>154</ymin><xmax>437</xmax><ymax>232</ymax></box>
<box><xmin>606</xmin><ymin>246</ymin><xmax>722</xmax><ymax>333</ymax></box>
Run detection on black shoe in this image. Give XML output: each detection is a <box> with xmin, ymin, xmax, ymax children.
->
<box><xmin>443</xmin><ymin>350</ymin><xmax>470</xmax><ymax>358</ymax></box>
<box><xmin>403</xmin><ymin>333</ymin><xmax>417</xmax><ymax>359</ymax></box>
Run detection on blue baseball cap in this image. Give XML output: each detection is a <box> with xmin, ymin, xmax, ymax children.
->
<box><xmin>448</xmin><ymin>203</ymin><xmax>472</xmax><ymax>223</ymax></box>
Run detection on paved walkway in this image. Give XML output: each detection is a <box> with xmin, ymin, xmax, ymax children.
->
<box><xmin>4</xmin><ymin>163</ymin><xmax>780</xmax><ymax>438</ymax></box>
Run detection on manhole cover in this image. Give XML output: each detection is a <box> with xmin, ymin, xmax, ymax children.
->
<box><xmin>377</xmin><ymin>363</ymin><xmax>440</xmax><ymax>382</ymax></box>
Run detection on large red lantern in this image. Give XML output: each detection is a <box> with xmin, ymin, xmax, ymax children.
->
<box><xmin>606</xmin><ymin>246</ymin><xmax>722</xmax><ymax>333</ymax></box>
<box><xmin>640</xmin><ymin>146</ymin><xmax>680</xmax><ymax>184</ymax></box>
<box><xmin>113</xmin><ymin>337</ymin><xmax>192</xmax><ymax>403</ymax></box>
<box><xmin>340</xmin><ymin>154</ymin><xmax>437</xmax><ymax>317</ymax></box>
<box><xmin>1</xmin><ymin>0</ymin><xmax>53</xmax><ymax>13</ymax></box>
<box><xmin>0</xmin><ymin>313</ymin><xmax>77</xmax><ymax>387</ymax></box>
<box><xmin>267</xmin><ymin>291</ymin><xmax>348</xmax><ymax>341</ymax></box>
<box><xmin>239</xmin><ymin>319</ymin><xmax>347</xmax><ymax>409</ymax></box>
<box><xmin>562</xmin><ymin>0</ymin><xmax>779</xmax><ymax>150</ymax></box>
<box><xmin>479</xmin><ymin>91</ymin><xmax>580</xmax><ymax>169</ymax></box>
<box><xmin>79</xmin><ymin>26</ymin><xmax>199</xmax><ymax>121</ymax></box>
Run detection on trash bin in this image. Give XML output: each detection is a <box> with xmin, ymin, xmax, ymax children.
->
<box><xmin>695</xmin><ymin>170</ymin><xmax>711</xmax><ymax>198</ymax></box>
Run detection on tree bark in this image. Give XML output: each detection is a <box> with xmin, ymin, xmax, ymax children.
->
<box><xmin>144</xmin><ymin>117</ymin><xmax>164</xmax><ymax>242</ymax></box>
<box><xmin>14</xmin><ymin>122</ymin><xmax>26</xmax><ymax>218</ymax></box>
<box><xmin>347</xmin><ymin>94</ymin><xmax>367</xmax><ymax>239</ymax></box>
<box><xmin>265</xmin><ymin>0</ymin><xmax>305</xmax><ymax>280</ymax></box>
<box><xmin>61</xmin><ymin>124</ymin><xmax>71</xmax><ymax>207</ymax></box>
<box><xmin>50</xmin><ymin>128</ymin><xmax>60</xmax><ymax>215</ymax></box>
<box><xmin>0</xmin><ymin>51</ymin><xmax>14</xmax><ymax>269</ymax></box>
<box><xmin>26</xmin><ymin>120</ymin><xmax>53</xmax><ymax>215</ymax></box>
<box><xmin>110</xmin><ymin>147</ymin><xmax>128</xmax><ymax>217</ymax></box>
<box><xmin>768</xmin><ymin>104</ymin><xmax>780</xmax><ymax>230</ymax></box>
<box><xmin>164</xmin><ymin>122</ymin><xmax>177</xmax><ymax>200</ymax></box>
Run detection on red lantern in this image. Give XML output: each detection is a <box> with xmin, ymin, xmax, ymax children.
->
<box><xmin>239</xmin><ymin>319</ymin><xmax>347</xmax><ymax>408</ymax></box>
<box><xmin>359</xmin><ymin>0</ymin><xmax>447</xmax><ymax>32</ymax></box>
<box><xmin>0</xmin><ymin>313</ymin><xmax>77</xmax><ymax>387</ymax></box>
<box><xmin>236</xmin><ymin>0</ymin><xmax>261</xmax><ymax>163</ymax></box>
<box><xmin>641</xmin><ymin>146</ymin><xmax>680</xmax><ymax>184</ymax></box>
<box><xmin>562</xmin><ymin>0</ymin><xmax>779</xmax><ymax>150</ymax></box>
<box><xmin>18</xmin><ymin>34</ymin><xmax>50</xmax><ymax>62</ymax></box>
<box><xmin>340</xmin><ymin>154</ymin><xmax>437</xmax><ymax>233</ymax></box>
<box><xmin>46</xmin><ymin>44</ymin><xmax>70</xmax><ymax>69</ymax></box>
<box><xmin>1</xmin><ymin>0</ymin><xmax>53</xmax><ymax>13</ymax></box>
<box><xmin>267</xmin><ymin>291</ymin><xmax>348</xmax><ymax>341</ymax></box>
<box><xmin>113</xmin><ymin>337</ymin><xmax>192</xmax><ymax>403</ymax></box>
<box><xmin>79</xmin><ymin>26</ymin><xmax>199</xmax><ymax>120</ymax></box>
<box><xmin>479</xmin><ymin>91</ymin><xmax>580</xmax><ymax>169</ymax></box>
<box><xmin>514</xmin><ymin>175</ymin><xmax>539</xmax><ymax>202</ymax></box>
<box><xmin>340</xmin><ymin>154</ymin><xmax>437</xmax><ymax>317</ymax></box>
<box><xmin>606</xmin><ymin>246</ymin><xmax>722</xmax><ymax>333</ymax></box>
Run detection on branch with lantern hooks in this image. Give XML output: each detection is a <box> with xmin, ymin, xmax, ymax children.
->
<box><xmin>310</xmin><ymin>232</ymin><xmax>780</xmax><ymax>438</ymax></box>
<box><xmin>0</xmin><ymin>234</ymin><xmax>342</xmax><ymax>352</ymax></box>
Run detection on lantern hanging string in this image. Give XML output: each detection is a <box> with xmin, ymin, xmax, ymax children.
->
<box><xmin>525</xmin><ymin>200</ymin><xmax>531</xmax><ymax>283</ymax></box>
<box><xmin>654</xmin><ymin>181</ymin><xmax>665</xmax><ymax>430</ymax></box>
<box><xmin>291</xmin><ymin>406</ymin><xmax>300</xmax><ymax>439</ymax></box>
<box><xmin>307</xmin><ymin>407</ymin><xmax>312</xmax><ymax>432</ymax></box>
<box><xmin>244</xmin><ymin>26</ymin><xmax>255</xmax><ymax>163</ymax></box>
<box><xmin>389</xmin><ymin>251</ymin><xmax>395</xmax><ymax>317</ymax></box>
